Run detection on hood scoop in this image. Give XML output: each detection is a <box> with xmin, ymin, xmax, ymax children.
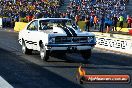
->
<box><xmin>53</xmin><ymin>32</ymin><xmax>58</xmax><ymax>33</ymax></box>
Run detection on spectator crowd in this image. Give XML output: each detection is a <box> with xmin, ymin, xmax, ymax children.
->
<box><xmin>0</xmin><ymin>0</ymin><xmax>64</xmax><ymax>27</ymax></box>
<box><xmin>0</xmin><ymin>0</ymin><xmax>131</xmax><ymax>33</ymax></box>
<box><xmin>0</xmin><ymin>0</ymin><xmax>64</xmax><ymax>18</ymax></box>
<box><xmin>65</xmin><ymin>0</ymin><xmax>131</xmax><ymax>32</ymax></box>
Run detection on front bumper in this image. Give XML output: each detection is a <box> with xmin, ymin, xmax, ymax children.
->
<box><xmin>45</xmin><ymin>43</ymin><xmax>96</xmax><ymax>47</ymax></box>
<box><xmin>45</xmin><ymin>43</ymin><xmax>96</xmax><ymax>51</ymax></box>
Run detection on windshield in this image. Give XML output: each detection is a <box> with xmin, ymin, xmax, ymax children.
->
<box><xmin>39</xmin><ymin>19</ymin><xmax>78</xmax><ymax>30</ymax></box>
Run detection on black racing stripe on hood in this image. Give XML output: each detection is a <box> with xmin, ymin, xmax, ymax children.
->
<box><xmin>59</xmin><ymin>26</ymin><xmax>72</xmax><ymax>37</ymax></box>
<box><xmin>67</xmin><ymin>27</ymin><xmax>77</xmax><ymax>37</ymax></box>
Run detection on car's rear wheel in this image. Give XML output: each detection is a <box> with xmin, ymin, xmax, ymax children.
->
<box><xmin>40</xmin><ymin>44</ymin><xmax>49</xmax><ymax>61</ymax></box>
<box><xmin>22</xmin><ymin>40</ymin><xmax>32</xmax><ymax>55</ymax></box>
<box><xmin>81</xmin><ymin>49</ymin><xmax>91</xmax><ymax>60</ymax></box>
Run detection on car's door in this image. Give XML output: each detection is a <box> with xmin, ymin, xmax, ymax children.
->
<box><xmin>26</xmin><ymin>20</ymin><xmax>39</xmax><ymax>50</ymax></box>
<box><xmin>23</xmin><ymin>22</ymin><xmax>33</xmax><ymax>49</ymax></box>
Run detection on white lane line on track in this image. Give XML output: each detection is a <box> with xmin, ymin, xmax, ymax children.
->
<box><xmin>0</xmin><ymin>76</ymin><xmax>14</xmax><ymax>88</ymax></box>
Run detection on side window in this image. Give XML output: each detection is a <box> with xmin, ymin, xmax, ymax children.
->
<box><xmin>39</xmin><ymin>20</ymin><xmax>53</xmax><ymax>30</ymax></box>
<box><xmin>27</xmin><ymin>21</ymin><xmax>38</xmax><ymax>31</ymax></box>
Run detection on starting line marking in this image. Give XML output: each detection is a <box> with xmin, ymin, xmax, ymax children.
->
<box><xmin>0</xmin><ymin>76</ymin><xmax>14</xmax><ymax>88</ymax></box>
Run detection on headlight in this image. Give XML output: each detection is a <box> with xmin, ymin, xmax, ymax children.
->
<box><xmin>87</xmin><ymin>36</ymin><xmax>94</xmax><ymax>43</ymax></box>
<box><xmin>49</xmin><ymin>37</ymin><xmax>55</xmax><ymax>43</ymax></box>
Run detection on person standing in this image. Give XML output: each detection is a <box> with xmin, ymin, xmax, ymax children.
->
<box><xmin>90</xmin><ymin>15</ymin><xmax>94</xmax><ymax>27</ymax></box>
<box><xmin>106</xmin><ymin>17</ymin><xmax>113</xmax><ymax>33</ymax></box>
<box><xmin>100</xmin><ymin>15</ymin><xmax>105</xmax><ymax>33</ymax></box>
<box><xmin>127</xmin><ymin>15</ymin><xmax>132</xmax><ymax>28</ymax></box>
<box><xmin>75</xmin><ymin>14</ymin><xmax>80</xmax><ymax>25</ymax></box>
<box><xmin>118</xmin><ymin>15</ymin><xmax>124</xmax><ymax>30</ymax></box>
<box><xmin>112</xmin><ymin>14</ymin><xmax>118</xmax><ymax>31</ymax></box>
<box><xmin>85</xmin><ymin>15</ymin><xmax>90</xmax><ymax>32</ymax></box>
<box><xmin>93</xmin><ymin>15</ymin><xmax>98</xmax><ymax>30</ymax></box>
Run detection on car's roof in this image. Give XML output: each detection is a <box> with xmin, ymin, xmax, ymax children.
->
<box><xmin>34</xmin><ymin>18</ymin><xmax>71</xmax><ymax>21</ymax></box>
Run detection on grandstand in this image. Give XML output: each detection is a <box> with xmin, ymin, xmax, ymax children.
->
<box><xmin>126</xmin><ymin>1</ymin><xmax>132</xmax><ymax>15</ymax></box>
<box><xmin>59</xmin><ymin>0</ymin><xmax>70</xmax><ymax>12</ymax></box>
<box><xmin>0</xmin><ymin>0</ymin><xmax>132</xmax><ymax>31</ymax></box>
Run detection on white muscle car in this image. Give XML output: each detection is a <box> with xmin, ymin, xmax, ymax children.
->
<box><xmin>18</xmin><ymin>18</ymin><xmax>96</xmax><ymax>61</ymax></box>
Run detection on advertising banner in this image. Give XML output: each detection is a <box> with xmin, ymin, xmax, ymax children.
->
<box><xmin>94</xmin><ymin>33</ymin><xmax>132</xmax><ymax>54</ymax></box>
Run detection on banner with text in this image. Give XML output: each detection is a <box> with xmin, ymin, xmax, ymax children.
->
<box><xmin>95</xmin><ymin>34</ymin><xmax>132</xmax><ymax>54</ymax></box>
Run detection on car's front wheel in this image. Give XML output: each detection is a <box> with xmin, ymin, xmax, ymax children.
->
<box><xmin>40</xmin><ymin>44</ymin><xmax>49</xmax><ymax>61</ymax></box>
<box><xmin>22</xmin><ymin>40</ymin><xmax>32</xmax><ymax>55</ymax></box>
<box><xmin>81</xmin><ymin>49</ymin><xmax>91</xmax><ymax>60</ymax></box>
